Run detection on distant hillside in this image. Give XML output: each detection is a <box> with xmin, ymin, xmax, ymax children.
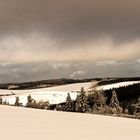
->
<box><xmin>97</xmin><ymin>77</ymin><xmax>140</xmax><ymax>86</ymax></box>
<box><xmin>0</xmin><ymin>77</ymin><xmax>140</xmax><ymax>90</ymax></box>
<box><xmin>0</xmin><ymin>78</ymin><xmax>101</xmax><ymax>90</ymax></box>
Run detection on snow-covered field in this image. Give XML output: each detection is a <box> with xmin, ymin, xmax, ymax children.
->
<box><xmin>0</xmin><ymin>82</ymin><xmax>92</xmax><ymax>105</ymax></box>
<box><xmin>0</xmin><ymin>105</ymin><xmax>140</xmax><ymax>140</ymax></box>
<box><xmin>0</xmin><ymin>81</ymin><xmax>140</xmax><ymax>106</ymax></box>
<box><xmin>98</xmin><ymin>81</ymin><xmax>140</xmax><ymax>90</ymax></box>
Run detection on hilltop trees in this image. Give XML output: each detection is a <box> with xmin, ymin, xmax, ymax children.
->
<box><xmin>91</xmin><ymin>90</ymin><xmax>106</xmax><ymax>114</ymax></box>
<box><xmin>138</xmin><ymin>97</ymin><xmax>140</xmax><ymax>107</ymax></box>
<box><xmin>34</xmin><ymin>101</ymin><xmax>50</xmax><ymax>109</ymax></box>
<box><xmin>64</xmin><ymin>93</ymin><xmax>74</xmax><ymax>112</ymax></box>
<box><xmin>1</xmin><ymin>83</ymin><xmax>140</xmax><ymax>119</ymax></box>
<box><xmin>87</xmin><ymin>85</ymin><xmax>106</xmax><ymax>114</ymax></box>
<box><xmin>110</xmin><ymin>90</ymin><xmax>120</xmax><ymax>108</ymax></box>
<box><xmin>93</xmin><ymin>90</ymin><xmax>106</xmax><ymax>107</ymax></box>
<box><xmin>136</xmin><ymin>97</ymin><xmax>140</xmax><ymax>113</ymax></box>
<box><xmin>109</xmin><ymin>90</ymin><xmax>123</xmax><ymax>114</ymax></box>
<box><xmin>2</xmin><ymin>100</ymin><xmax>9</xmax><ymax>105</ymax></box>
<box><xmin>55</xmin><ymin>104</ymin><xmax>63</xmax><ymax>111</ymax></box>
<box><xmin>14</xmin><ymin>96</ymin><xmax>22</xmax><ymax>106</ymax></box>
<box><xmin>0</xmin><ymin>98</ymin><xmax>2</xmax><ymax>104</ymax></box>
<box><xmin>129</xmin><ymin>97</ymin><xmax>140</xmax><ymax>115</ymax></box>
<box><xmin>75</xmin><ymin>87</ymin><xmax>90</xmax><ymax>113</ymax></box>
<box><xmin>26</xmin><ymin>95</ymin><xmax>50</xmax><ymax>109</ymax></box>
<box><xmin>26</xmin><ymin>95</ymin><xmax>35</xmax><ymax>108</ymax></box>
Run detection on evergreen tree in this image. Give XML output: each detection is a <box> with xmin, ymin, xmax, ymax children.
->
<box><xmin>0</xmin><ymin>98</ymin><xmax>2</xmax><ymax>104</ymax></box>
<box><xmin>91</xmin><ymin>90</ymin><xmax>106</xmax><ymax>114</ymax></box>
<box><xmin>110</xmin><ymin>90</ymin><xmax>120</xmax><ymax>108</ymax></box>
<box><xmin>3</xmin><ymin>100</ymin><xmax>9</xmax><ymax>105</ymax></box>
<box><xmin>14</xmin><ymin>96</ymin><xmax>21</xmax><ymax>106</ymax></box>
<box><xmin>75</xmin><ymin>94</ymin><xmax>81</xmax><ymax>112</ymax></box>
<box><xmin>135</xmin><ymin>97</ymin><xmax>140</xmax><ymax>113</ymax></box>
<box><xmin>92</xmin><ymin>90</ymin><xmax>106</xmax><ymax>107</ymax></box>
<box><xmin>138</xmin><ymin>97</ymin><xmax>140</xmax><ymax>107</ymax></box>
<box><xmin>35</xmin><ymin>101</ymin><xmax>50</xmax><ymax>109</ymax></box>
<box><xmin>55</xmin><ymin>104</ymin><xmax>62</xmax><ymax>111</ymax></box>
<box><xmin>75</xmin><ymin>87</ymin><xmax>90</xmax><ymax>113</ymax></box>
<box><xmin>64</xmin><ymin>93</ymin><xmax>74</xmax><ymax>112</ymax></box>
<box><xmin>109</xmin><ymin>90</ymin><xmax>123</xmax><ymax>114</ymax></box>
<box><xmin>26</xmin><ymin>95</ymin><xmax>34</xmax><ymax>107</ymax></box>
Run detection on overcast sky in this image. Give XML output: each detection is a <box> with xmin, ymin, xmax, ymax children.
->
<box><xmin>0</xmin><ymin>0</ymin><xmax>140</xmax><ymax>82</ymax></box>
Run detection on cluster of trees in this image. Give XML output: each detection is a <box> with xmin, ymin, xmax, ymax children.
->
<box><xmin>26</xmin><ymin>95</ymin><xmax>50</xmax><ymax>109</ymax></box>
<box><xmin>104</xmin><ymin>83</ymin><xmax>140</xmax><ymax>116</ymax></box>
<box><xmin>0</xmin><ymin>98</ymin><xmax>10</xmax><ymax>105</ymax></box>
<box><xmin>1</xmin><ymin>83</ymin><xmax>140</xmax><ymax>119</ymax></box>
<box><xmin>55</xmin><ymin>87</ymin><xmax>124</xmax><ymax>115</ymax></box>
<box><xmin>55</xmin><ymin>86</ymin><xmax>140</xmax><ymax>118</ymax></box>
<box><xmin>0</xmin><ymin>95</ymin><xmax>50</xmax><ymax>110</ymax></box>
<box><xmin>63</xmin><ymin>87</ymin><xmax>90</xmax><ymax>113</ymax></box>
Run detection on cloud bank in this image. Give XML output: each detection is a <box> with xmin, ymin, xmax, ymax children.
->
<box><xmin>0</xmin><ymin>0</ymin><xmax>139</xmax><ymax>81</ymax></box>
<box><xmin>0</xmin><ymin>0</ymin><xmax>139</xmax><ymax>63</ymax></box>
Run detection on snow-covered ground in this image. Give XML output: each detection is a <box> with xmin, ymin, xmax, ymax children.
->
<box><xmin>98</xmin><ymin>81</ymin><xmax>140</xmax><ymax>90</ymax></box>
<box><xmin>0</xmin><ymin>105</ymin><xmax>140</xmax><ymax>140</ymax></box>
<box><xmin>1</xmin><ymin>91</ymin><xmax>78</xmax><ymax>105</ymax></box>
<box><xmin>0</xmin><ymin>82</ymin><xmax>92</xmax><ymax>105</ymax></box>
<box><xmin>0</xmin><ymin>81</ymin><xmax>140</xmax><ymax>106</ymax></box>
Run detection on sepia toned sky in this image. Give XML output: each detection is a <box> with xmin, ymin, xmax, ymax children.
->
<box><xmin>0</xmin><ymin>0</ymin><xmax>140</xmax><ymax>82</ymax></box>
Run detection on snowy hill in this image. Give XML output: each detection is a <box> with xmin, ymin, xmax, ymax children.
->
<box><xmin>98</xmin><ymin>81</ymin><xmax>140</xmax><ymax>90</ymax></box>
<box><xmin>0</xmin><ymin>105</ymin><xmax>140</xmax><ymax>140</ymax></box>
<box><xmin>0</xmin><ymin>82</ymin><xmax>92</xmax><ymax>105</ymax></box>
<box><xmin>0</xmin><ymin>81</ymin><xmax>140</xmax><ymax>105</ymax></box>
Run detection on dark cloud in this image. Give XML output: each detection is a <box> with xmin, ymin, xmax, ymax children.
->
<box><xmin>0</xmin><ymin>0</ymin><xmax>140</xmax><ymax>40</ymax></box>
<box><xmin>0</xmin><ymin>0</ymin><xmax>139</xmax><ymax>81</ymax></box>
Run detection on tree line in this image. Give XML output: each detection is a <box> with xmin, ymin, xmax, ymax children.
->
<box><xmin>0</xmin><ymin>83</ymin><xmax>140</xmax><ymax>119</ymax></box>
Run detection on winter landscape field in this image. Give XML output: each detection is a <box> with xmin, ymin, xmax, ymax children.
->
<box><xmin>1</xmin><ymin>81</ymin><xmax>140</xmax><ymax>106</ymax></box>
<box><xmin>0</xmin><ymin>105</ymin><xmax>140</xmax><ymax>140</ymax></box>
<box><xmin>1</xmin><ymin>0</ymin><xmax>140</xmax><ymax>139</ymax></box>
